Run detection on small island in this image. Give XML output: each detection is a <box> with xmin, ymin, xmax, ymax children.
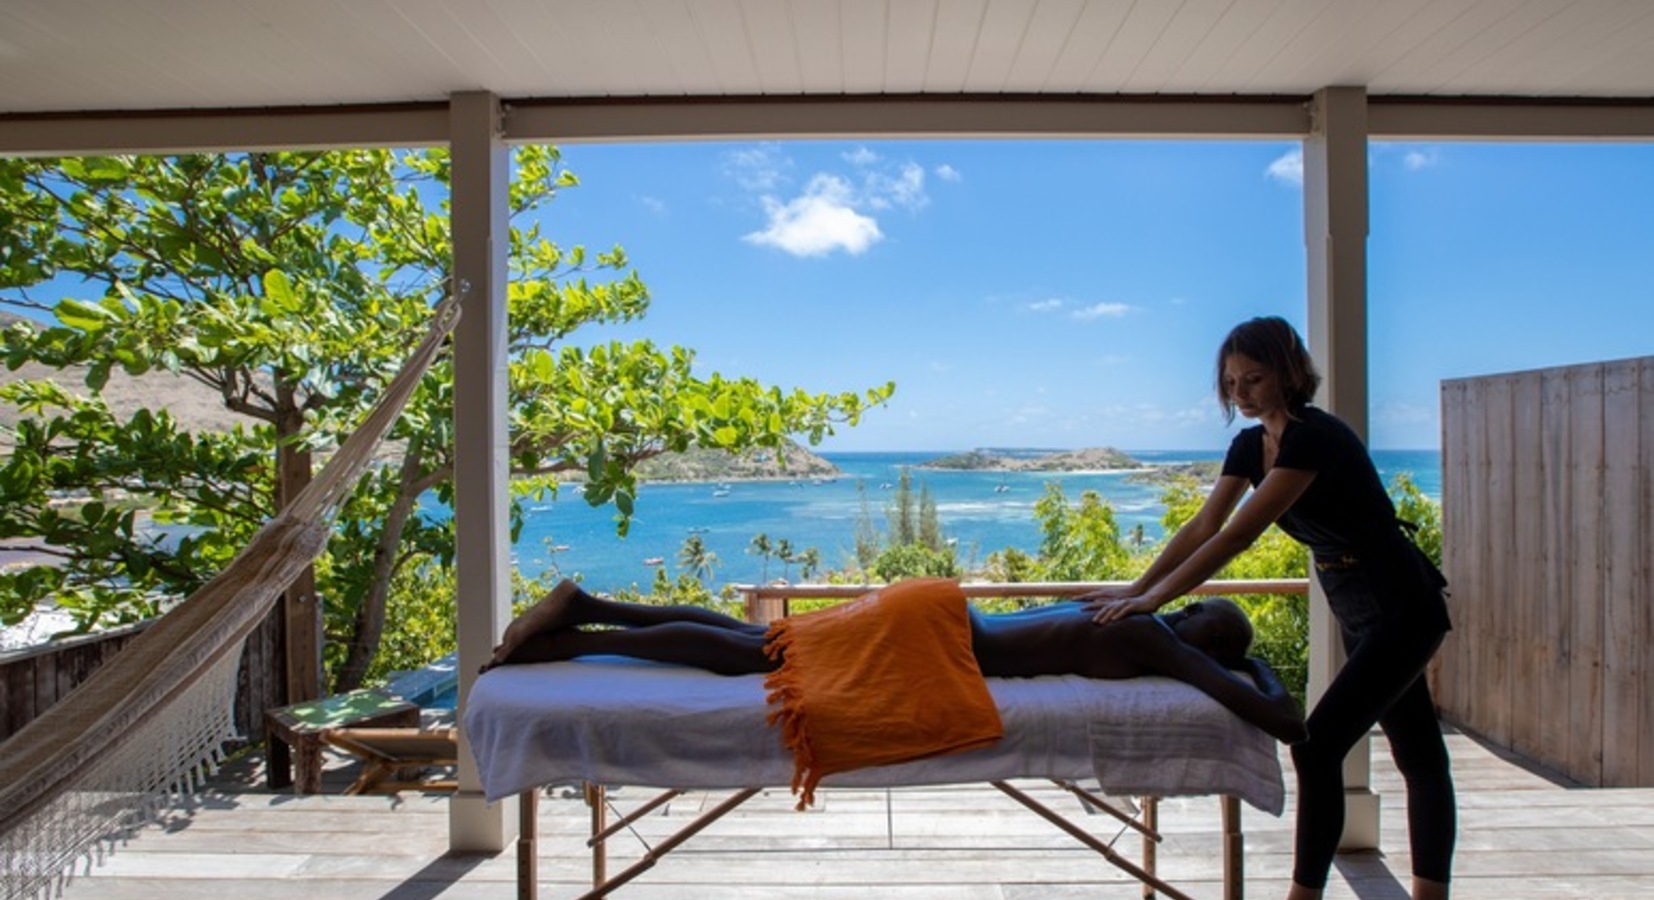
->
<box><xmin>921</xmin><ymin>447</ymin><xmax>1144</xmax><ymax>472</ymax></box>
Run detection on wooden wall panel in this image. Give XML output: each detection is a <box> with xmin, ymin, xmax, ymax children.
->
<box><xmin>1443</xmin><ymin>357</ymin><xmax>1652</xmax><ymax>787</ymax></box>
<box><xmin>1642</xmin><ymin>360</ymin><xmax>1654</xmax><ymax>785</ymax></box>
<box><xmin>1602</xmin><ymin>359</ymin><xmax>1643</xmax><ymax>785</ymax></box>
<box><xmin>1437</xmin><ymin>380</ymin><xmax>1470</xmax><ymax>716</ymax></box>
<box><xmin>1536</xmin><ymin>367</ymin><xmax>1575</xmax><ymax>772</ymax></box>
<box><xmin>1509</xmin><ymin>370</ymin><xmax>1545</xmax><ymax>757</ymax></box>
<box><xmin>1483</xmin><ymin>375</ymin><xmax>1515</xmax><ymax>745</ymax></box>
<box><xmin>1566</xmin><ymin>365</ymin><xmax>1605</xmax><ymax>784</ymax></box>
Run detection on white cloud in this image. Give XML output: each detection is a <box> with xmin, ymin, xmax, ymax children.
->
<box><xmin>864</xmin><ymin>162</ymin><xmax>928</xmax><ymax>211</ymax></box>
<box><xmin>724</xmin><ymin>143</ymin><xmax>791</xmax><ymax>192</ymax></box>
<box><xmin>743</xmin><ymin>174</ymin><xmax>883</xmax><ymax>257</ymax></box>
<box><xmin>1027</xmin><ymin>298</ymin><xmax>1064</xmax><ymax>313</ymax></box>
<box><xmin>1403</xmin><ymin>148</ymin><xmax>1441</xmax><ymax>171</ymax></box>
<box><xmin>637</xmin><ymin>195</ymin><xmax>668</xmax><ymax>216</ymax></box>
<box><xmin>1072</xmin><ymin>302</ymin><xmax>1132</xmax><ymax>320</ymax></box>
<box><xmin>844</xmin><ymin>146</ymin><xmax>880</xmax><ymax>166</ymax></box>
<box><xmin>729</xmin><ymin>145</ymin><xmax>955</xmax><ymax>257</ymax></box>
<box><xmin>934</xmin><ymin>163</ymin><xmax>962</xmax><ymax>182</ymax></box>
<box><xmin>1267</xmin><ymin>149</ymin><xmax>1303</xmax><ymax>186</ymax></box>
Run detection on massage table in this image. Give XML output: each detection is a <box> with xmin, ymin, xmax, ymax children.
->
<box><xmin>464</xmin><ymin>656</ymin><xmax>1285</xmax><ymax>899</ymax></box>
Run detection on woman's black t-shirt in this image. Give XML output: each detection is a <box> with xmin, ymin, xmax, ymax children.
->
<box><xmin>1221</xmin><ymin>405</ymin><xmax>1450</xmax><ymax>632</ymax></box>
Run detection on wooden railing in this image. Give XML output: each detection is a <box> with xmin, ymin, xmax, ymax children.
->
<box><xmin>0</xmin><ymin>612</ymin><xmax>276</xmax><ymax>744</ymax></box>
<box><xmin>732</xmin><ymin>579</ymin><xmax>1310</xmax><ymax>624</ymax></box>
<box><xmin>0</xmin><ymin>621</ymin><xmax>151</xmax><ymax>743</ymax></box>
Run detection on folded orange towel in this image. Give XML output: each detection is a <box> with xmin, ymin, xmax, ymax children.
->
<box><xmin>763</xmin><ymin>578</ymin><xmax>1004</xmax><ymax>808</ymax></box>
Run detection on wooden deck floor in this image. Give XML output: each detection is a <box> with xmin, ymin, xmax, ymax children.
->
<box><xmin>55</xmin><ymin>727</ymin><xmax>1654</xmax><ymax>899</ymax></box>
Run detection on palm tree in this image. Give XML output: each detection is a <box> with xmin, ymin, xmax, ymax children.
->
<box><xmin>678</xmin><ymin>534</ymin><xmax>718</xmax><ymax>585</ymax></box>
<box><xmin>748</xmin><ymin>533</ymin><xmax>773</xmax><ymax>583</ymax></box>
<box><xmin>775</xmin><ymin>538</ymin><xmax>795</xmax><ymax>583</ymax></box>
<box><xmin>798</xmin><ymin>547</ymin><xmax>821</xmax><ymax>582</ymax></box>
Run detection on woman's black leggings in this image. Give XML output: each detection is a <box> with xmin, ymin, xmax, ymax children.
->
<box><xmin>1289</xmin><ymin>619</ymin><xmax>1455</xmax><ymax>888</ymax></box>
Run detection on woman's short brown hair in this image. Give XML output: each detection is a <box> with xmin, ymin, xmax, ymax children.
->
<box><xmin>1215</xmin><ymin>316</ymin><xmax>1321</xmax><ymax>422</ymax></box>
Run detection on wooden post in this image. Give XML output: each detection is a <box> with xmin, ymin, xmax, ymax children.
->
<box><xmin>1302</xmin><ymin>84</ymin><xmax>1380</xmax><ymax>851</ymax></box>
<box><xmin>276</xmin><ymin>414</ymin><xmax>321</xmax><ymax>706</ymax></box>
<box><xmin>448</xmin><ymin>88</ymin><xmax>518</xmax><ymax>852</ymax></box>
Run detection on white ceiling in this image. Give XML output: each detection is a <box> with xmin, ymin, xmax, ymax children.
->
<box><xmin>3</xmin><ymin>0</ymin><xmax>1653</xmax><ymax>118</ymax></box>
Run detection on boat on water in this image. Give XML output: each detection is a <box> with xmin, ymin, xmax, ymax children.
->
<box><xmin>711</xmin><ymin>488</ymin><xmax>731</xmax><ymax>497</ymax></box>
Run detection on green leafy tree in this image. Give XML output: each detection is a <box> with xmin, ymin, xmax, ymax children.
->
<box><xmin>982</xmin><ymin>546</ymin><xmax>1040</xmax><ymax>584</ymax></box>
<box><xmin>0</xmin><ymin>149</ymin><xmax>891</xmax><ymax>692</ymax></box>
<box><xmin>870</xmin><ymin>542</ymin><xmax>958</xmax><ymax>581</ymax></box>
<box><xmin>1032</xmin><ymin>482</ymin><xmax>1131</xmax><ymax>582</ymax></box>
<box><xmin>1389</xmin><ymin>471</ymin><xmax>1442</xmax><ymax>565</ymax></box>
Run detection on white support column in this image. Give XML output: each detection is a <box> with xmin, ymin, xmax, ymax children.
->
<box><xmin>1302</xmin><ymin>85</ymin><xmax>1380</xmax><ymax>852</ymax></box>
<box><xmin>448</xmin><ymin>91</ymin><xmax>518</xmax><ymax>852</ymax></box>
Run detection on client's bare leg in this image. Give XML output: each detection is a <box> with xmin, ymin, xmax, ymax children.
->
<box><xmin>484</xmin><ymin>579</ymin><xmax>766</xmax><ymax>672</ymax></box>
<box><xmin>484</xmin><ymin>580</ymin><xmax>582</xmax><ymax>671</ymax></box>
<box><xmin>500</xmin><ymin>621</ymin><xmax>777</xmax><ymax>676</ymax></box>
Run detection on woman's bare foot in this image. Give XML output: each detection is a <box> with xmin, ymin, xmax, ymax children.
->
<box><xmin>481</xmin><ymin>580</ymin><xmax>585</xmax><ymax>672</ymax></box>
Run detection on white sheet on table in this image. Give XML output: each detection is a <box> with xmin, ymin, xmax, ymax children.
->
<box><xmin>462</xmin><ymin>656</ymin><xmax>1284</xmax><ymax>814</ymax></box>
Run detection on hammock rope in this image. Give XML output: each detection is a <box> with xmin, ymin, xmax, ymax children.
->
<box><xmin>0</xmin><ymin>292</ymin><xmax>463</xmax><ymax>900</ymax></box>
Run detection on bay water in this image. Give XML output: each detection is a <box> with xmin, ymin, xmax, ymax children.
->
<box><xmin>507</xmin><ymin>449</ymin><xmax>1442</xmax><ymax>591</ymax></box>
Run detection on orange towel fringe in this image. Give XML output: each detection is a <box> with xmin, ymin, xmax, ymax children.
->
<box><xmin>761</xmin><ymin>578</ymin><xmax>1003</xmax><ymax>811</ymax></box>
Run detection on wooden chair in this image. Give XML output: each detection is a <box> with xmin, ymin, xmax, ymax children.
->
<box><xmin>319</xmin><ymin>726</ymin><xmax>459</xmax><ymax>795</ymax></box>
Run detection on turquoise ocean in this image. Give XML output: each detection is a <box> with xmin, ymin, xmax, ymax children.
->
<box><xmin>506</xmin><ymin>449</ymin><xmax>1442</xmax><ymax>591</ymax></box>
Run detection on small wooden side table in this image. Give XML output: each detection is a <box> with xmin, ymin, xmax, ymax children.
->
<box><xmin>264</xmin><ymin>688</ymin><xmax>420</xmax><ymax>793</ymax></box>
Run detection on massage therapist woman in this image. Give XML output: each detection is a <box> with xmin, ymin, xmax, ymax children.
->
<box><xmin>1083</xmin><ymin>316</ymin><xmax>1455</xmax><ymax>900</ymax></box>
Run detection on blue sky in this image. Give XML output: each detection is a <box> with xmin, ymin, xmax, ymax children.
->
<box><xmin>545</xmin><ymin>138</ymin><xmax>1653</xmax><ymax>453</ymax></box>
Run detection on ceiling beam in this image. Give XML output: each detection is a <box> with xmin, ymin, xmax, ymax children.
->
<box><xmin>1368</xmin><ymin>97</ymin><xmax>1654</xmax><ymax>140</ymax></box>
<box><xmin>504</xmin><ymin>95</ymin><xmax>1313</xmax><ymax>143</ymax></box>
<box><xmin>0</xmin><ymin>104</ymin><xmax>449</xmax><ymax>157</ymax></box>
<box><xmin>7</xmin><ymin>94</ymin><xmax>1654</xmax><ymax>157</ymax></box>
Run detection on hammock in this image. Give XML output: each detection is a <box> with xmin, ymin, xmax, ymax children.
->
<box><xmin>0</xmin><ymin>293</ymin><xmax>462</xmax><ymax>900</ymax></box>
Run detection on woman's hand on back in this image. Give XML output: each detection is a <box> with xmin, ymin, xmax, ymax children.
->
<box><xmin>1083</xmin><ymin>594</ymin><xmax>1159</xmax><ymax>625</ymax></box>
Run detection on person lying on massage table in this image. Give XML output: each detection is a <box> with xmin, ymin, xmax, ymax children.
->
<box><xmin>482</xmin><ymin>579</ymin><xmax>1308</xmax><ymax>745</ymax></box>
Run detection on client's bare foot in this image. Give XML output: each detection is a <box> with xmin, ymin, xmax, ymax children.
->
<box><xmin>481</xmin><ymin>580</ymin><xmax>585</xmax><ymax>672</ymax></box>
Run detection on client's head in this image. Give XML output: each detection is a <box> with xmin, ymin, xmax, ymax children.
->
<box><xmin>1166</xmin><ymin>597</ymin><xmax>1254</xmax><ymax>668</ymax></box>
